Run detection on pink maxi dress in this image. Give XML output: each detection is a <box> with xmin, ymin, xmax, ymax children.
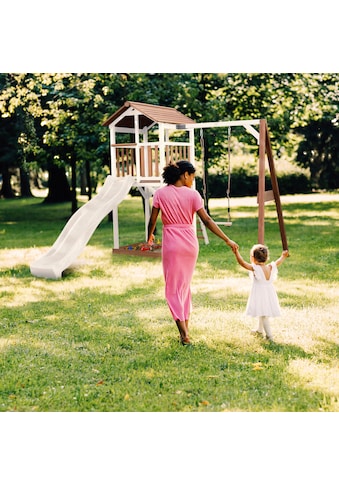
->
<box><xmin>153</xmin><ymin>185</ymin><xmax>204</xmax><ymax>322</ymax></box>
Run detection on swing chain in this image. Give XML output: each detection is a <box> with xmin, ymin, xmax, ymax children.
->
<box><xmin>200</xmin><ymin>128</ymin><xmax>208</xmax><ymax>211</ymax></box>
<box><xmin>226</xmin><ymin>125</ymin><xmax>231</xmax><ymax>222</ymax></box>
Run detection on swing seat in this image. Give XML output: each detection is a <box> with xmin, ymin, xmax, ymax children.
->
<box><xmin>215</xmin><ymin>221</ymin><xmax>232</xmax><ymax>226</ymax></box>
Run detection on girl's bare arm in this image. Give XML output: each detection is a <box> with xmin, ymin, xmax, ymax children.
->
<box><xmin>233</xmin><ymin>247</ymin><xmax>253</xmax><ymax>271</ymax></box>
<box><xmin>275</xmin><ymin>249</ymin><xmax>290</xmax><ymax>267</ymax></box>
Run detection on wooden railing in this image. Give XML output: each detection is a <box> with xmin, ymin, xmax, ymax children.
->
<box><xmin>113</xmin><ymin>143</ymin><xmax>191</xmax><ymax>179</ymax></box>
<box><xmin>114</xmin><ymin>144</ymin><xmax>136</xmax><ymax>177</ymax></box>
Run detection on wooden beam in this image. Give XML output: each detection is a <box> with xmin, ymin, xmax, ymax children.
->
<box><xmin>265</xmin><ymin>124</ymin><xmax>288</xmax><ymax>250</ymax></box>
<box><xmin>258</xmin><ymin>119</ymin><xmax>266</xmax><ymax>244</ymax></box>
<box><xmin>256</xmin><ymin>189</ymin><xmax>275</xmax><ymax>203</ymax></box>
<box><xmin>111</xmin><ymin>143</ymin><xmax>137</xmax><ymax>147</ymax></box>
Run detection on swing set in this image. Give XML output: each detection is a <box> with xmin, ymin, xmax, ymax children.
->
<box><xmin>194</xmin><ymin>119</ymin><xmax>288</xmax><ymax>250</ymax></box>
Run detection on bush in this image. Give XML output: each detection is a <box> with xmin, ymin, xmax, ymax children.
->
<box><xmin>196</xmin><ymin>168</ymin><xmax>311</xmax><ymax>198</ymax></box>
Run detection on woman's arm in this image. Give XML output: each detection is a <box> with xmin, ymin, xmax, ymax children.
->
<box><xmin>196</xmin><ymin>207</ymin><xmax>238</xmax><ymax>250</ymax></box>
<box><xmin>147</xmin><ymin>206</ymin><xmax>160</xmax><ymax>245</ymax></box>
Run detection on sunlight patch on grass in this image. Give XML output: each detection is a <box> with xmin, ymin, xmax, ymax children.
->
<box><xmin>1</xmin><ymin>280</ymin><xmax>53</xmax><ymax>306</ymax></box>
<box><xmin>287</xmin><ymin>218</ymin><xmax>338</xmax><ymax>226</ymax></box>
<box><xmin>0</xmin><ymin>334</ymin><xmax>66</xmax><ymax>358</ymax></box>
<box><xmin>274</xmin><ymin>305</ymin><xmax>339</xmax><ymax>349</ymax></box>
<box><xmin>189</xmin><ymin>309</ymin><xmax>263</xmax><ymax>350</ymax></box>
<box><xmin>287</xmin><ymin>359</ymin><xmax>339</xmax><ymax>410</ymax></box>
<box><xmin>0</xmin><ymin>247</ymin><xmax>45</xmax><ymax>269</ymax></box>
<box><xmin>0</xmin><ymin>337</ymin><xmax>19</xmax><ymax>350</ymax></box>
<box><xmin>276</xmin><ymin>279</ymin><xmax>339</xmax><ymax>302</ymax></box>
<box><xmin>116</xmin><ymin>263</ymin><xmax>163</xmax><ymax>281</ymax></box>
<box><xmin>192</xmin><ymin>276</ymin><xmax>250</xmax><ymax>296</ymax></box>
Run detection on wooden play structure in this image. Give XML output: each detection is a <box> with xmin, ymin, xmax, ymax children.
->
<box><xmin>103</xmin><ymin>101</ymin><xmax>288</xmax><ymax>251</ymax></box>
<box><xmin>29</xmin><ymin>101</ymin><xmax>287</xmax><ymax>279</ymax></box>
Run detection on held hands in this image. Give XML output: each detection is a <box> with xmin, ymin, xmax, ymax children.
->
<box><xmin>231</xmin><ymin>244</ymin><xmax>239</xmax><ymax>254</ymax></box>
<box><xmin>227</xmin><ymin>239</ymin><xmax>239</xmax><ymax>251</ymax></box>
<box><xmin>282</xmin><ymin>249</ymin><xmax>290</xmax><ymax>258</ymax></box>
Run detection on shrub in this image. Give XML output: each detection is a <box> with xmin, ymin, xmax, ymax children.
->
<box><xmin>196</xmin><ymin>168</ymin><xmax>311</xmax><ymax>198</ymax></box>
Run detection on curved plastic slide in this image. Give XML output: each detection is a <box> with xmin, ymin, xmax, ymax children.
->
<box><xmin>30</xmin><ymin>175</ymin><xmax>135</xmax><ymax>279</ymax></box>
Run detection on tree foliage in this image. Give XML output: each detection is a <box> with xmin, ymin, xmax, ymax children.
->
<box><xmin>296</xmin><ymin>119</ymin><xmax>339</xmax><ymax>189</ymax></box>
<box><xmin>0</xmin><ymin>73</ymin><xmax>338</xmax><ymax>204</ymax></box>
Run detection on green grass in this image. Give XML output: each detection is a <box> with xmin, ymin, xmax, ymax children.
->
<box><xmin>0</xmin><ymin>193</ymin><xmax>339</xmax><ymax>411</ymax></box>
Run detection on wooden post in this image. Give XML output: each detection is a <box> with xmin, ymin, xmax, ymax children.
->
<box><xmin>265</xmin><ymin>124</ymin><xmax>288</xmax><ymax>250</ymax></box>
<box><xmin>258</xmin><ymin>119</ymin><xmax>266</xmax><ymax>244</ymax></box>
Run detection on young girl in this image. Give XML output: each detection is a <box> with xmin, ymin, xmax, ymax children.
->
<box><xmin>232</xmin><ymin>244</ymin><xmax>289</xmax><ymax>342</ymax></box>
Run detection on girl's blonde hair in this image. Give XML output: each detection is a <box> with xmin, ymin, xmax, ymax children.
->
<box><xmin>250</xmin><ymin>244</ymin><xmax>269</xmax><ymax>263</ymax></box>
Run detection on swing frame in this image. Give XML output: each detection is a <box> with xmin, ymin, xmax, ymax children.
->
<box><xmin>177</xmin><ymin>118</ymin><xmax>288</xmax><ymax>250</ymax></box>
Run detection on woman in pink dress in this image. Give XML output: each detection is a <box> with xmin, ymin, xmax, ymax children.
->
<box><xmin>147</xmin><ymin>161</ymin><xmax>238</xmax><ymax>346</ymax></box>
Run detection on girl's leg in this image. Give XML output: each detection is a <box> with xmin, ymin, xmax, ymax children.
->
<box><xmin>258</xmin><ymin>317</ymin><xmax>264</xmax><ymax>334</ymax></box>
<box><xmin>262</xmin><ymin>316</ymin><xmax>273</xmax><ymax>341</ymax></box>
<box><xmin>251</xmin><ymin>317</ymin><xmax>264</xmax><ymax>336</ymax></box>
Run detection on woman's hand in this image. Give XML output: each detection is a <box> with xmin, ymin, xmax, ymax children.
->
<box><xmin>147</xmin><ymin>234</ymin><xmax>155</xmax><ymax>246</ymax></box>
<box><xmin>227</xmin><ymin>239</ymin><xmax>239</xmax><ymax>251</ymax></box>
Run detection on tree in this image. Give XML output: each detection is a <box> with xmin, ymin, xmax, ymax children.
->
<box><xmin>295</xmin><ymin>119</ymin><xmax>339</xmax><ymax>189</ymax></box>
<box><xmin>0</xmin><ymin>114</ymin><xmax>18</xmax><ymax>198</ymax></box>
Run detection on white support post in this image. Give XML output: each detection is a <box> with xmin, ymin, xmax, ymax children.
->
<box><xmin>113</xmin><ymin>206</ymin><xmax>119</xmax><ymax>249</ymax></box>
<box><xmin>138</xmin><ymin>186</ymin><xmax>154</xmax><ymax>242</ymax></box>
<box><xmin>145</xmin><ymin>187</ymin><xmax>151</xmax><ymax>241</ymax></box>
<box><xmin>134</xmin><ymin>112</ymin><xmax>141</xmax><ymax>181</ymax></box>
<box><xmin>143</xmin><ymin>127</ymin><xmax>149</xmax><ymax>177</ymax></box>
<box><xmin>198</xmin><ymin>216</ymin><xmax>209</xmax><ymax>245</ymax></box>
<box><xmin>144</xmin><ymin>189</ymin><xmax>150</xmax><ymax>241</ymax></box>
<box><xmin>110</xmin><ymin>125</ymin><xmax>117</xmax><ymax>247</ymax></box>
<box><xmin>165</xmin><ymin>128</ymin><xmax>169</xmax><ymax>164</ymax></box>
<box><xmin>109</xmin><ymin>125</ymin><xmax>116</xmax><ymax>177</ymax></box>
<box><xmin>158</xmin><ymin>123</ymin><xmax>165</xmax><ymax>171</ymax></box>
<box><xmin>188</xmin><ymin>128</ymin><xmax>195</xmax><ymax>164</ymax></box>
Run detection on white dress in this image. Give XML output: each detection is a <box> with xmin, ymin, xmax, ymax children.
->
<box><xmin>245</xmin><ymin>262</ymin><xmax>281</xmax><ymax>317</ymax></box>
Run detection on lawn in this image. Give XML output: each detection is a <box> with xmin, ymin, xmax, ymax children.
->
<box><xmin>0</xmin><ymin>192</ymin><xmax>338</xmax><ymax>412</ymax></box>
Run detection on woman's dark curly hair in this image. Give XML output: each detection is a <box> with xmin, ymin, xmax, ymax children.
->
<box><xmin>162</xmin><ymin>161</ymin><xmax>196</xmax><ymax>185</ymax></box>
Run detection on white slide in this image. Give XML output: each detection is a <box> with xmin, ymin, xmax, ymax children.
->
<box><xmin>30</xmin><ymin>175</ymin><xmax>135</xmax><ymax>279</ymax></box>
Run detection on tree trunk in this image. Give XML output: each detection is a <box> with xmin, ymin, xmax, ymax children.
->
<box><xmin>0</xmin><ymin>164</ymin><xmax>16</xmax><ymax>198</ymax></box>
<box><xmin>85</xmin><ymin>159</ymin><xmax>92</xmax><ymax>200</ymax></box>
<box><xmin>44</xmin><ymin>164</ymin><xmax>72</xmax><ymax>203</ymax></box>
<box><xmin>70</xmin><ymin>153</ymin><xmax>77</xmax><ymax>214</ymax></box>
<box><xmin>80</xmin><ymin>161</ymin><xmax>92</xmax><ymax>200</ymax></box>
<box><xmin>20</xmin><ymin>167</ymin><xmax>33</xmax><ymax>197</ymax></box>
<box><xmin>80</xmin><ymin>168</ymin><xmax>87</xmax><ymax>196</ymax></box>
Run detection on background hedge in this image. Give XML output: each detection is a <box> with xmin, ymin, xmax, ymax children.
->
<box><xmin>195</xmin><ymin>169</ymin><xmax>311</xmax><ymax>198</ymax></box>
